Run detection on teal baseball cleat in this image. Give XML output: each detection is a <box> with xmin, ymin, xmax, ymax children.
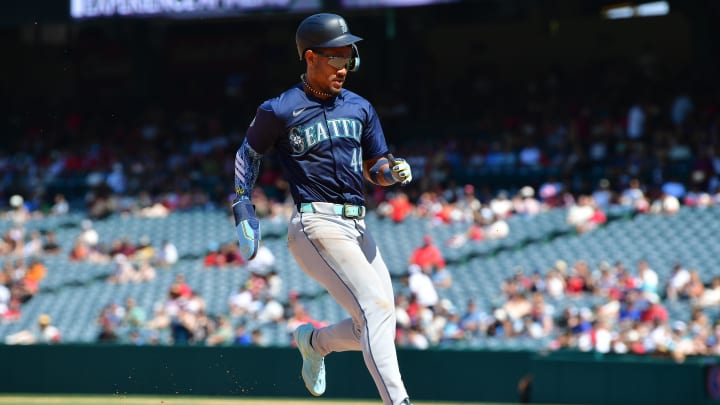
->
<box><xmin>294</xmin><ymin>323</ymin><xmax>326</xmax><ymax>396</ymax></box>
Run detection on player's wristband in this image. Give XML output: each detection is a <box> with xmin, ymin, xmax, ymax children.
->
<box><xmin>369</xmin><ymin>158</ymin><xmax>396</xmax><ymax>185</ymax></box>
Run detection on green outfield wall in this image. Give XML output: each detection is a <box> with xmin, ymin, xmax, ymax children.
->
<box><xmin>0</xmin><ymin>345</ymin><xmax>717</xmax><ymax>404</ymax></box>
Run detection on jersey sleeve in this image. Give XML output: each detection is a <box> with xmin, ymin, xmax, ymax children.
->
<box><xmin>361</xmin><ymin>103</ymin><xmax>389</xmax><ymax>160</ymax></box>
<box><xmin>245</xmin><ymin>100</ymin><xmax>285</xmax><ymax>155</ymax></box>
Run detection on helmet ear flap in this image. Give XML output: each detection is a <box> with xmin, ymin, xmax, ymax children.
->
<box><xmin>347</xmin><ymin>43</ymin><xmax>360</xmax><ymax>72</ymax></box>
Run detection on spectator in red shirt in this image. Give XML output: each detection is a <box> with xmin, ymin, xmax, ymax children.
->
<box><xmin>640</xmin><ymin>296</ymin><xmax>669</xmax><ymax>324</ymax></box>
<box><xmin>171</xmin><ymin>274</ymin><xmax>192</xmax><ymax>298</ymax></box>
<box><xmin>565</xmin><ymin>275</ymin><xmax>585</xmax><ymax>295</ymax></box>
<box><xmin>409</xmin><ymin>235</ymin><xmax>446</xmax><ymax>273</ymax></box>
<box><xmin>203</xmin><ymin>249</ymin><xmax>226</xmax><ymax>267</ymax></box>
<box><xmin>389</xmin><ymin>192</ymin><xmax>414</xmax><ymax>223</ymax></box>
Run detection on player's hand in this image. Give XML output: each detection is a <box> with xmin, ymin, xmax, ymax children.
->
<box><xmin>232</xmin><ymin>197</ymin><xmax>261</xmax><ymax>261</ymax></box>
<box><xmin>389</xmin><ymin>156</ymin><xmax>412</xmax><ymax>185</ymax></box>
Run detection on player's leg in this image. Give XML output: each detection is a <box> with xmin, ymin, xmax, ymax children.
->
<box><xmin>358</xmin><ymin>224</ymin><xmax>410</xmax><ymax>404</ymax></box>
<box><xmin>288</xmin><ymin>214</ymin><xmax>409</xmax><ymax>405</ymax></box>
<box><xmin>358</xmin><ymin>226</ymin><xmax>395</xmax><ymax>307</ymax></box>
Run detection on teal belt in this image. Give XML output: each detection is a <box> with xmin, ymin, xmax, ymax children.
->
<box><xmin>298</xmin><ymin>202</ymin><xmax>366</xmax><ymax>219</ymax></box>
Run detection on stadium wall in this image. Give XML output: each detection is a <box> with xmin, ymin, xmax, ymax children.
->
<box><xmin>0</xmin><ymin>344</ymin><xmax>717</xmax><ymax>404</ymax></box>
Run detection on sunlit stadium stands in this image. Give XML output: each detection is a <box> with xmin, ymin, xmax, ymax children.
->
<box><xmin>1</xmin><ymin>204</ymin><xmax>719</xmax><ymax>351</ymax></box>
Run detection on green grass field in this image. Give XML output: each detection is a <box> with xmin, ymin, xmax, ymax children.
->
<box><xmin>0</xmin><ymin>395</ymin><xmax>522</xmax><ymax>405</ymax></box>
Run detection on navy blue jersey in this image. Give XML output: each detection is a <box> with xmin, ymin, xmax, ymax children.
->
<box><xmin>245</xmin><ymin>82</ymin><xmax>388</xmax><ymax>206</ymax></box>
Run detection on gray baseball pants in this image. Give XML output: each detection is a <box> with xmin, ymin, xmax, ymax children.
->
<box><xmin>287</xmin><ymin>203</ymin><xmax>409</xmax><ymax>405</ymax></box>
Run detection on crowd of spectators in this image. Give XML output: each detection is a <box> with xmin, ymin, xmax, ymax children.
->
<box><xmin>0</xmin><ymin>201</ymin><xmax>185</xmax><ymax>328</ymax></box>
<box><xmin>2</xmin><ymin>175</ymin><xmax>720</xmax><ymax>360</ymax></box>
<box><xmin>1</xmin><ymin>36</ymin><xmax>719</xmax><ymax>224</ymax></box>
<box><xmin>2</xmin><ymin>20</ymin><xmax>720</xmax><ymax>360</ymax></box>
<box><xmin>392</xmin><ymin>245</ymin><xmax>720</xmax><ymax>363</ymax></box>
<box><xmin>90</xmin><ymin>266</ymin><xmax>308</xmax><ymax>347</ymax></box>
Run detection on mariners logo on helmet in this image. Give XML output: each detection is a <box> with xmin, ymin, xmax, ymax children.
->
<box><xmin>338</xmin><ymin>19</ymin><xmax>348</xmax><ymax>34</ymax></box>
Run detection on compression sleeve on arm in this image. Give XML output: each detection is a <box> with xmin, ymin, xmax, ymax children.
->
<box><xmin>234</xmin><ymin>139</ymin><xmax>263</xmax><ymax>200</ymax></box>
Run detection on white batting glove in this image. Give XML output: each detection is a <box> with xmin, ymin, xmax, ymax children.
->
<box><xmin>390</xmin><ymin>157</ymin><xmax>412</xmax><ymax>185</ymax></box>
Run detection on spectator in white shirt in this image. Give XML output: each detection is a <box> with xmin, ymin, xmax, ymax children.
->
<box><xmin>666</xmin><ymin>263</ymin><xmax>691</xmax><ymax>300</ymax></box>
<box><xmin>407</xmin><ymin>264</ymin><xmax>439</xmax><ymax>308</ymax></box>
<box><xmin>155</xmin><ymin>240</ymin><xmax>179</xmax><ymax>267</ymax></box>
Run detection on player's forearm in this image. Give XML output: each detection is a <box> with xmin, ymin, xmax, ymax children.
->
<box><xmin>364</xmin><ymin>154</ymin><xmax>413</xmax><ymax>186</ymax></box>
<box><xmin>364</xmin><ymin>156</ymin><xmax>395</xmax><ymax>186</ymax></box>
<box><xmin>234</xmin><ymin>139</ymin><xmax>263</xmax><ymax>200</ymax></box>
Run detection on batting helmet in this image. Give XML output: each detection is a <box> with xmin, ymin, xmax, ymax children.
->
<box><xmin>296</xmin><ymin>13</ymin><xmax>363</xmax><ymax>70</ymax></box>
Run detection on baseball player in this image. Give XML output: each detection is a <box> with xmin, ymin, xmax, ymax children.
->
<box><xmin>231</xmin><ymin>13</ymin><xmax>413</xmax><ymax>405</ymax></box>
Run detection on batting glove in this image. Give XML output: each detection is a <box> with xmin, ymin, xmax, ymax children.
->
<box><xmin>390</xmin><ymin>157</ymin><xmax>413</xmax><ymax>185</ymax></box>
<box><xmin>232</xmin><ymin>197</ymin><xmax>261</xmax><ymax>261</ymax></box>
